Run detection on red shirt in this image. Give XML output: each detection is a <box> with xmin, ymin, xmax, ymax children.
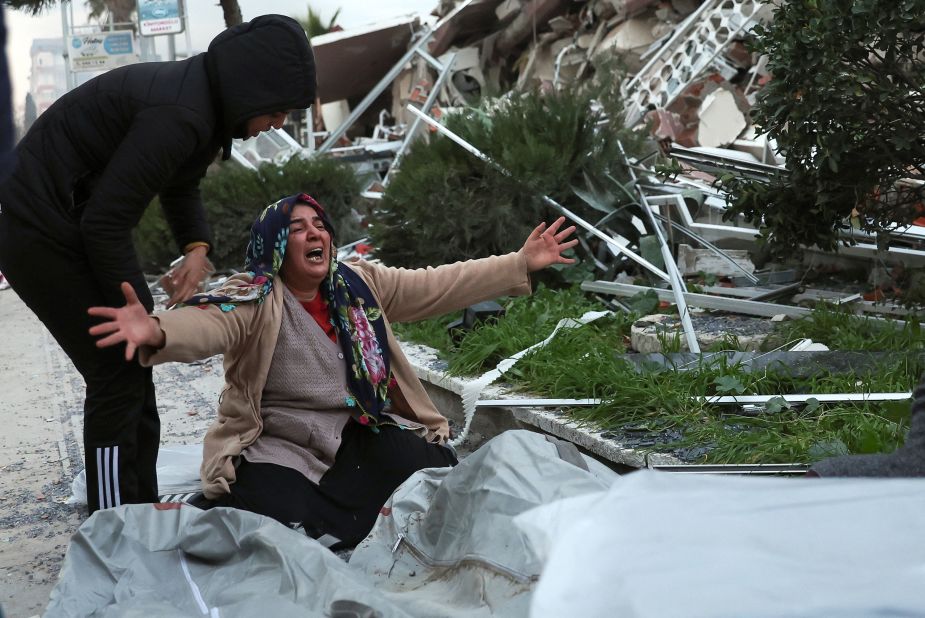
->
<box><xmin>300</xmin><ymin>296</ymin><xmax>336</xmax><ymax>342</ymax></box>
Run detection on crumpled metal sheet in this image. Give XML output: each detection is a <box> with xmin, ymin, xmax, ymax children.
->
<box><xmin>46</xmin><ymin>431</ymin><xmax>617</xmax><ymax>617</ymax></box>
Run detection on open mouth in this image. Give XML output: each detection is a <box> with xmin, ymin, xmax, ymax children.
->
<box><xmin>306</xmin><ymin>248</ymin><xmax>325</xmax><ymax>262</ymax></box>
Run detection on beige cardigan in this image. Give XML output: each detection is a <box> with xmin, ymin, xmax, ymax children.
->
<box><xmin>140</xmin><ymin>251</ymin><xmax>531</xmax><ymax>498</ymax></box>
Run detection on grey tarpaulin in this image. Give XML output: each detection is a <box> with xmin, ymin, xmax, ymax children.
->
<box><xmin>45</xmin><ymin>431</ymin><xmax>617</xmax><ymax>617</ymax></box>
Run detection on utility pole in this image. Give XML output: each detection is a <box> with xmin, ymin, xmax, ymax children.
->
<box><xmin>60</xmin><ymin>0</ymin><xmax>75</xmax><ymax>91</ymax></box>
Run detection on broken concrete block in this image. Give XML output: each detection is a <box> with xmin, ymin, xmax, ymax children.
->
<box><xmin>320</xmin><ymin>99</ymin><xmax>350</xmax><ymax>133</ymax></box>
<box><xmin>645</xmin><ymin>108</ymin><xmax>685</xmax><ymax>142</ymax></box>
<box><xmin>439</xmin><ymin>47</ymin><xmax>486</xmax><ymax>106</ymax></box>
<box><xmin>440</xmin><ymin>46</ymin><xmax>481</xmax><ymax>72</ymax></box>
<box><xmin>696</xmin><ymin>88</ymin><xmax>748</xmax><ymax>148</ymax></box>
<box><xmin>550</xmin><ymin>36</ymin><xmax>575</xmax><ymax>57</ymax></box>
<box><xmin>594</xmin><ymin>16</ymin><xmax>659</xmax><ymax>69</ymax></box>
<box><xmin>577</xmin><ymin>32</ymin><xmax>597</xmax><ymax>48</ymax></box>
<box><xmin>630</xmin><ymin>313</ymin><xmax>774</xmax><ymax>353</ymax></box>
<box><xmin>496</xmin><ymin>0</ymin><xmax>522</xmax><ymax>21</ymax></box>
<box><xmin>608</xmin><ymin>0</ymin><xmax>659</xmax><ymax>20</ymax></box>
<box><xmin>525</xmin><ymin>43</ymin><xmax>557</xmax><ymax>84</ymax></box>
<box><xmin>724</xmin><ymin>40</ymin><xmax>754</xmax><ymax>69</ymax></box>
<box><xmin>731</xmin><ymin>133</ymin><xmax>777</xmax><ymax>165</ymax></box>
<box><xmin>650</xmin><ymin>19</ymin><xmax>678</xmax><ymax>40</ymax></box>
<box><xmin>677</xmin><ymin>243</ymin><xmax>755</xmax><ymax>277</ymax></box>
<box><xmin>670</xmin><ymin>0</ymin><xmax>700</xmax><ymax>15</ymax></box>
<box><xmin>548</xmin><ymin>16</ymin><xmax>574</xmax><ymax>34</ymax></box>
<box><xmin>592</xmin><ymin>0</ymin><xmax>617</xmax><ymax>20</ymax></box>
<box><xmin>496</xmin><ymin>0</ymin><xmax>572</xmax><ymax>55</ymax></box>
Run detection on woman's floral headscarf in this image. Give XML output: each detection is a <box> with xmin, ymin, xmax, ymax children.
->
<box><xmin>181</xmin><ymin>193</ymin><xmax>393</xmax><ymax>428</ymax></box>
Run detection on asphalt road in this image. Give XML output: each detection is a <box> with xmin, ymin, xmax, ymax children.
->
<box><xmin>0</xmin><ymin>286</ymin><xmax>220</xmax><ymax>617</ymax></box>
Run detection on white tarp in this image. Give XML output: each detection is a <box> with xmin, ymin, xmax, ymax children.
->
<box><xmin>524</xmin><ymin>471</ymin><xmax>925</xmax><ymax>617</ymax></box>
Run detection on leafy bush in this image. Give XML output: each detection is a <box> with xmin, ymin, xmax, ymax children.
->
<box><xmin>371</xmin><ymin>74</ymin><xmax>644</xmax><ymax>273</ymax></box>
<box><xmin>135</xmin><ymin>156</ymin><xmax>364</xmax><ymax>272</ymax></box>
<box><xmin>720</xmin><ymin>0</ymin><xmax>925</xmax><ymax>255</ymax></box>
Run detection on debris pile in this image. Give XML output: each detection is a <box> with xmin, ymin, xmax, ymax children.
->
<box><xmin>231</xmin><ymin>0</ymin><xmax>925</xmax><ymax>333</ymax></box>
<box><xmin>307</xmin><ymin>0</ymin><xmax>775</xmax><ymax>159</ymax></box>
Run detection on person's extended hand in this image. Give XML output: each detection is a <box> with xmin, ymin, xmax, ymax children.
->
<box><xmin>166</xmin><ymin>246</ymin><xmax>211</xmax><ymax>307</ymax></box>
<box><xmin>88</xmin><ymin>282</ymin><xmax>165</xmax><ymax>361</ymax></box>
<box><xmin>521</xmin><ymin>217</ymin><xmax>578</xmax><ymax>272</ymax></box>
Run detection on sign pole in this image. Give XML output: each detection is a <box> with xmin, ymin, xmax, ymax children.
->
<box><xmin>60</xmin><ymin>0</ymin><xmax>75</xmax><ymax>91</ymax></box>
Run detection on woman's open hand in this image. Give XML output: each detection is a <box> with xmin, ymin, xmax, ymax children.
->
<box><xmin>521</xmin><ymin>217</ymin><xmax>578</xmax><ymax>272</ymax></box>
<box><xmin>88</xmin><ymin>282</ymin><xmax>165</xmax><ymax>361</ymax></box>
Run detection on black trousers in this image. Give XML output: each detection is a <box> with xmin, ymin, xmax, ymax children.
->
<box><xmin>209</xmin><ymin>422</ymin><xmax>458</xmax><ymax>548</ymax></box>
<box><xmin>0</xmin><ymin>210</ymin><xmax>159</xmax><ymax>513</ymax></box>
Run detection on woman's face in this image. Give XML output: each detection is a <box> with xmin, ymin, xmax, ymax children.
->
<box><xmin>281</xmin><ymin>204</ymin><xmax>331</xmax><ymax>290</ymax></box>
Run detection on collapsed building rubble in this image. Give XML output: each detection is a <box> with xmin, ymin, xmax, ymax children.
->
<box><xmin>226</xmin><ymin>0</ymin><xmax>925</xmax><ymax>333</ymax></box>
<box><xmin>224</xmin><ymin>0</ymin><xmax>925</xmax><ymax>462</ymax></box>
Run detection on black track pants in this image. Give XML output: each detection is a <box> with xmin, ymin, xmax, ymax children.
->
<box><xmin>0</xmin><ymin>210</ymin><xmax>159</xmax><ymax>513</ymax></box>
<box><xmin>209</xmin><ymin>422</ymin><xmax>458</xmax><ymax>547</ymax></box>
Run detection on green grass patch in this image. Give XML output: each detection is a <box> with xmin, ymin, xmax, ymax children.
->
<box><xmin>393</xmin><ymin>288</ymin><xmax>920</xmax><ymax>463</ymax></box>
<box><xmin>766</xmin><ymin>304</ymin><xmax>925</xmax><ymax>351</ymax></box>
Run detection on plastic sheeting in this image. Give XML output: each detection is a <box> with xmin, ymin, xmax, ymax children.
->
<box><xmin>524</xmin><ymin>471</ymin><xmax>925</xmax><ymax>617</ymax></box>
<box><xmin>45</xmin><ymin>431</ymin><xmax>615</xmax><ymax>617</ymax></box>
<box><xmin>48</xmin><ymin>431</ymin><xmax>925</xmax><ymax>617</ymax></box>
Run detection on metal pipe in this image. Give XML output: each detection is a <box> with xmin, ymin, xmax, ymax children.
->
<box><xmin>382</xmin><ymin>53</ymin><xmax>457</xmax><ymax>187</ymax></box>
<box><xmin>476</xmin><ymin>398</ymin><xmax>602</xmax><ymax>408</ymax></box>
<box><xmin>582</xmin><ymin>279</ymin><xmax>811</xmax><ymax>318</ymax></box>
<box><xmin>60</xmin><ymin>0</ymin><xmax>75</xmax><ymax>91</ymax></box>
<box><xmin>620</xmin><ymin>143</ymin><xmax>700</xmax><ymax>352</ymax></box>
<box><xmin>749</xmin><ymin>281</ymin><xmax>804</xmax><ymax>303</ymax></box>
<box><xmin>553</xmin><ymin>43</ymin><xmax>579</xmax><ymax>89</ymax></box>
<box><xmin>649</xmin><ymin>463</ymin><xmax>809</xmax><ymax>475</ymax></box>
<box><xmin>415</xmin><ymin>49</ymin><xmax>446</xmax><ymax>72</ymax></box>
<box><xmin>647</xmin><ymin>194</ymin><xmax>760</xmax><ymax>284</ymax></box>
<box><xmin>701</xmin><ymin>392</ymin><xmax>912</xmax><ymax>405</ymax></box>
<box><xmin>315</xmin><ymin>28</ymin><xmax>434</xmax><ymax>154</ymax></box>
<box><xmin>405</xmin><ymin>105</ymin><xmax>671</xmax><ymax>281</ymax></box>
<box><xmin>316</xmin><ymin>0</ymin><xmax>475</xmax><ymax>154</ymax></box>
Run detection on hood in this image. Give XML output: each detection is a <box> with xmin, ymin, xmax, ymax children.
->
<box><xmin>206</xmin><ymin>14</ymin><xmax>316</xmax><ymax>160</ymax></box>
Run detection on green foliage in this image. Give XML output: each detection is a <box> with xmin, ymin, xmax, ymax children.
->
<box><xmin>6</xmin><ymin>0</ymin><xmax>59</xmax><ymax>14</ymax></box>
<box><xmin>449</xmin><ymin>285</ymin><xmax>605</xmax><ymax>375</ymax></box>
<box><xmin>391</xmin><ymin>284</ymin><xmax>604</xmax><ymax>372</ymax></box>
<box><xmin>371</xmin><ymin>79</ymin><xmax>642</xmax><ymax>272</ymax></box>
<box><xmin>134</xmin><ymin>156</ymin><xmax>363</xmax><ymax>271</ymax></box>
<box><xmin>396</xmin><ymin>290</ymin><xmax>919</xmax><ymax>463</ymax></box>
<box><xmin>294</xmin><ymin>4</ymin><xmax>340</xmax><ymax>38</ymax></box>
<box><xmin>769</xmin><ymin>304</ymin><xmax>925</xmax><ymax>351</ymax></box>
<box><xmin>719</xmin><ymin>0</ymin><xmax>925</xmax><ymax>255</ymax></box>
<box><xmin>389</xmin><ymin>313</ymin><xmax>456</xmax><ymax>354</ymax></box>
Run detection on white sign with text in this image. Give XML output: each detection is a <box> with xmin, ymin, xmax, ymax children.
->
<box><xmin>69</xmin><ymin>31</ymin><xmax>139</xmax><ymax>72</ymax></box>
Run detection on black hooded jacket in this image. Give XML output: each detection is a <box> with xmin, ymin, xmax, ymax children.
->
<box><xmin>0</xmin><ymin>14</ymin><xmax>315</xmax><ymax>307</ymax></box>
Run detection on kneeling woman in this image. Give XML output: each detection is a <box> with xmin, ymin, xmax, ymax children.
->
<box><xmin>88</xmin><ymin>193</ymin><xmax>577</xmax><ymax>547</ymax></box>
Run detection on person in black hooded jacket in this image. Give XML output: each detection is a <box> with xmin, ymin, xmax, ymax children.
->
<box><xmin>0</xmin><ymin>14</ymin><xmax>316</xmax><ymax>514</ymax></box>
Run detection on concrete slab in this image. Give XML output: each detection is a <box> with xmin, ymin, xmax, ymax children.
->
<box><xmin>630</xmin><ymin>312</ymin><xmax>776</xmax><ymax>353</ymax></box>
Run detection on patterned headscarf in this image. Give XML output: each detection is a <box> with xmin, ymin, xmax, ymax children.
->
<box><xmin>181</xmin><ymin>193</ymin><xmax>393</xmax><ymax>428</ymax></box>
